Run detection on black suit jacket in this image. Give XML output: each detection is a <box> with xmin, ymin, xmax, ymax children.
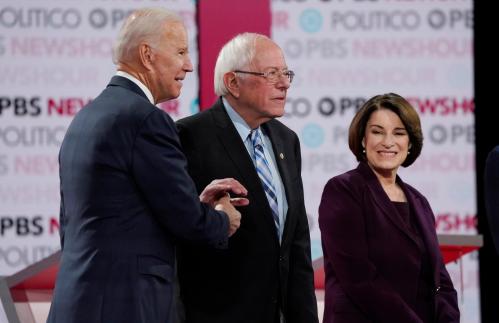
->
<box><xmin>47</xmin><ymin>76</ymin><xmax>229</xmax><ymax>323</ymax></box>
<box><xmin>176</xmin><ymin>98</ymin><xmax>318</xmax><ymax>323</ymax></box>
<box><xmin>485</xmin><ymin>145</ymin><xmax>499</xmax><ymax>255</ymax></box>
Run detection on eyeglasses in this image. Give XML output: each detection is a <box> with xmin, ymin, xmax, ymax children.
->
<box><xmin>234</xmin><ymin>69</ymin><xmax>295</xmax><ymax>83</ymax></box>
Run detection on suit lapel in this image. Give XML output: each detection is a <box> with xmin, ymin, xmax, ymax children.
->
<box><xmin>358</xmin><ymin>163</ymin><xmax>420</xmax><ymax>246</ymax></box>
<box><xmin>210</xmin><ymin>100</ymin><xmax>280</xmax><ymax>241</ymax></box>
<box><xmin>359</xmin><ymin>162</ymin><xmax>441</xmax><ymax>283</ymax></box>
<box><xmin>402</xmin><ymin>185</ymin><xmax>440</xmax><ymax>283</ymax></box>
<box><xmin>210</xmin><ymin>101</ymin><xmax>259</xmax><ymax>191</ymax></box>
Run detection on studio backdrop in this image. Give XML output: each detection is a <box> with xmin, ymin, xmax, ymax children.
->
<box><xmin>0</xmin><ymin>0</ymin><xmax>476</xmax><ymax>321</ymax></box>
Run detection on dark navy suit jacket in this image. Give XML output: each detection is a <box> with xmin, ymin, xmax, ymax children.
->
<box><xmin>485</xmin><ymin>145</ymin><xmax>499</xmax><ymax>255</ymax></box>
<box><xmin>47</xmin><ymin>76</ymin><xmax>229</xmax><ymax>323</ymax></box>
<box><xmin>319</xmin><ymin>162</ymin><xmax>459</xmax><ymax>323</ymax></box>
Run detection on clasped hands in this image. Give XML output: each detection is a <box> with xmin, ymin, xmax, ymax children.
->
<box><xmin>200</xmin><ymin>178</ymin><xmax>249</xmax><ymax>237</ymax></box>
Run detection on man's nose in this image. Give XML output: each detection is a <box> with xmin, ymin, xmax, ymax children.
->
<box><xmin>184</xmin><ymin>55</ymin><xmax>194</xmax><ymax>72</ymax></box>
<box><xmin>275</xmin><ymin>74</ymin><xmax>290</xmax><ymax>90</ymax></box>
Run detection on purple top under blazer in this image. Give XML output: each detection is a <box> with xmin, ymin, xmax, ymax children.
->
<box><xmin>319</xmin><ymin>162</ymin><xmax>459</xmax><ymax>323</ymax></box>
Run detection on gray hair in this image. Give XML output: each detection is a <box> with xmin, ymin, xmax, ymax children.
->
<box><xmin>214</xmin><ymin>33</ymin><xmax>271</xmax><ymax>96</ymax></box>
<box><xmin>112</xmin><ymin>8</ymin><xmax>183</xmax><ymax>64</ymax></box>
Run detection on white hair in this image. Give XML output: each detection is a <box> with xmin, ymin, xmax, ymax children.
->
<box><xmin>112</xmin><ymin>7</ymin><xmax>183</xmax><ymax>64</ymax></box>
<box><xmin>214</xmin><ymin>33</ymin><xmax>271</xmax><ymax>96</ymax></box>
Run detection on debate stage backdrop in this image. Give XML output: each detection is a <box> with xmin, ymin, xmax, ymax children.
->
<box><xmin>0</xmin><ymin>0</ymin><xmax>475</xmax><ymax>321</ymax></box>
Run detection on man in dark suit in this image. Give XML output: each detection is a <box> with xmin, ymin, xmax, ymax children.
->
<box><xmin>47</xmin><ymin>8</ymin><xmax>246</xmax><ymax>323</ymax></box>
<box><xmin>485</xmin><ymin>145</ymin><xmax>499</xmax><ymax>254</ymax></box>
<box><xmin>176</xmin><ymin>33</ymin><xmax>318</xmax><ymax>323</ymax></box>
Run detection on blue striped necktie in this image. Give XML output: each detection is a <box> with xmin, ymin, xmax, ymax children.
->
<box><xmin>250</xmin><ymin>129</ymin><xmax>280</xmax><ymax>232</ymax></box>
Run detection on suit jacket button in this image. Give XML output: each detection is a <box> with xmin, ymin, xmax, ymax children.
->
<box><xmin>435</xmin><ymin>286</ymin><xmax>441</xmax><ymax>294</ymax></box>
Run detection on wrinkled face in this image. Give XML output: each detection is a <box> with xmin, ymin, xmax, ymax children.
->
<box><xmin>150</xmin><ymin>21</ymin><xmax>193</xmax><ymax>103</ymax></box>
<box><xmin>237</xmin><ymin>39</ymin><xmax>290</xmax><ymax>126</ymax></box>
<box><xmin>363</xmin><ymin>109</ymin><xmax>411</xmax><ymax>177</ymax></box>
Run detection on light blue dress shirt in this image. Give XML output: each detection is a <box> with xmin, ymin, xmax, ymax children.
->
<box><xmin>222</xmin><ymin>97</ymin><xmax>288</xmax><ymax>241</ymax></box>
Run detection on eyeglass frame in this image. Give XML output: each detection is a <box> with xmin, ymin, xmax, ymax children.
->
<box><xmin>233</xmin><ymin>69</ymin><xmax>295</xmax><ymax>83</ymax></box>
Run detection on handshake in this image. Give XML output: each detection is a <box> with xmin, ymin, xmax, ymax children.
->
<box><xmin>199</xmin><ymin>178</ymin><xmax>249</xmax><ymax>237</ymax></box>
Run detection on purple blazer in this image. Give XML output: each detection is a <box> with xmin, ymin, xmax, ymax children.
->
<box><xmin>319</xmin><ymin>162</ymin><xmax>459</xmax><ymax>323</ymax></box>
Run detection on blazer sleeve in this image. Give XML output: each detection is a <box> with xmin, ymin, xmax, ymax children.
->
<box><xmin>131</xmin><ymin>109</ymin><xmax>229</xmax><ymax>247</ymax></box>
<box><xmin>419</xmin><ymin>197</ymin><xmax>459</xmax><ymax>323</ymax></box>
<box><xmin>435</xmin><ymin>261</ymin><xmax>460</xmax><ymax>323</ymax></box>
<box><xmin>319</xmin><ymin>177</ymin><xmax>423</xmax><ymax>322</ymax></box>
<box><xmin>485</xmin><ymin>147</ymin><xmax>499</xmax><ymax>254</ymax></box>
<box><xmin>286</xmin><ymin>137</ymin><xmax>319</xmax><ymax>323</ymax></box>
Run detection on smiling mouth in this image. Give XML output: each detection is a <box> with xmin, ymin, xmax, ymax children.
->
<box><xmin>378</xmin><ymin>151</ymin><xmax>397</xmax><ymax>157</ymax></box>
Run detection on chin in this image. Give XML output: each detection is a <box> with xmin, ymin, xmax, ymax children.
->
<box><xmin>168</xmin><ymin>90</ymin><xmax>181</xmax><ymax>101</ymax></box>
<box><xmin>369</xmin><ymin>160</ymin><xmax>401</xmax><ymax>173</ymax></box>
<box><xmin>271</xmin><ymin>107</ymin><xmax>285</xmax><ymax>118</ymax></box>
<box><xmin>380</xmin><ymin>163</ymin><xmax>402</xmax><ymax>172</ymax></box>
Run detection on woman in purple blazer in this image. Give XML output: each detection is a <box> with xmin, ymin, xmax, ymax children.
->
<box><xmin>319</xmin><ymin>93</ymin><xmax>459</xmax><ymax>323</ymax></box>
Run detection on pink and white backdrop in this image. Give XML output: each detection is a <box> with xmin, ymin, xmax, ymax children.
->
<box><xmin>1</xmin><ymin>0</ymin><xmax>475</xmax><ymax>321</ymax></box>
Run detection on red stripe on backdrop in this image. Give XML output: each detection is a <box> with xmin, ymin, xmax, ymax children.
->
<box><xmin>197</xmin><ymin>0</ymin><xmax>271</xmax><ymax>110</ymax></box>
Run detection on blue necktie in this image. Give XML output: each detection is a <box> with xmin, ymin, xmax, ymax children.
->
<box><xmin>250</xmin><ymin>129</ymin><xmax>280</xmax><ymax>232</ymax></box>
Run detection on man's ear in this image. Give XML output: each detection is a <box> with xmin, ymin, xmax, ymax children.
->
<box><xmin>224</xmin><ymin>72</ymin><xmax>240</xmax><ymax>98</ymax></box>
<box><xmin>138</xmin><ymin>43</ymin><xmax>154</xmax><ymax>71</ymax></box>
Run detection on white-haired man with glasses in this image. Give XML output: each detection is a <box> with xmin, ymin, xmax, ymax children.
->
<box><xmin>176</xmin><ymin>33</ymin><xmax>318</xmax><ymax>323</ymax></box>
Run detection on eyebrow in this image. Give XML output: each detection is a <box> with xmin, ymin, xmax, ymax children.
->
<box><xmin>262</xmin><ymin>66</ymin><xmax>289</xmax><ymax>71</ymax></box>
<box><xmin>368</xmin><ymin>124</ymin><xmax>407</xmax><ymax>131</ymax></box>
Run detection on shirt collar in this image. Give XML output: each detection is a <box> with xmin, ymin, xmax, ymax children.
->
<box><xmin>116</xmin><ymin>71</ymin><xmax>155</xmax><ymax>105</ymax></box>
<box><xmin>222</xmin><ymin>97</ymin><xmax>255</xmax><ymax>142</ymax></box>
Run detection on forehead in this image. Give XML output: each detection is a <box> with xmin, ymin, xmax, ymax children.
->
<box><xmin>162</xmin><ymin>21</ymin><xmax>188</xmax><ymax>46</ymax></box>
<box><xmin>367</xmin><ymin>109</ymin><xmax>404</xmax><ymax>127</ymax></box>
<box><xmin>251</xmin><ymin>39</ymin><xmax>286</xmax><ymax>69</ymax></box>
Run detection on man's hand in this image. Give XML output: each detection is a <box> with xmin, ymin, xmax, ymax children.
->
<box><xmin>215</xmin><ymin>195</ymin><xmax>242</xmax><ymax>237</ymax></box>
<box><xmin>200</xmin><ymin>178</ymin><xmax>249</xmax><ymax>207</ymax></box>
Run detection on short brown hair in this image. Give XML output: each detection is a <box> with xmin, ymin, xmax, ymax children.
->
<box><xmin>348</xmin><ymin>93</ymin><xmax>423</xmax><ymax>167</ymax></box>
